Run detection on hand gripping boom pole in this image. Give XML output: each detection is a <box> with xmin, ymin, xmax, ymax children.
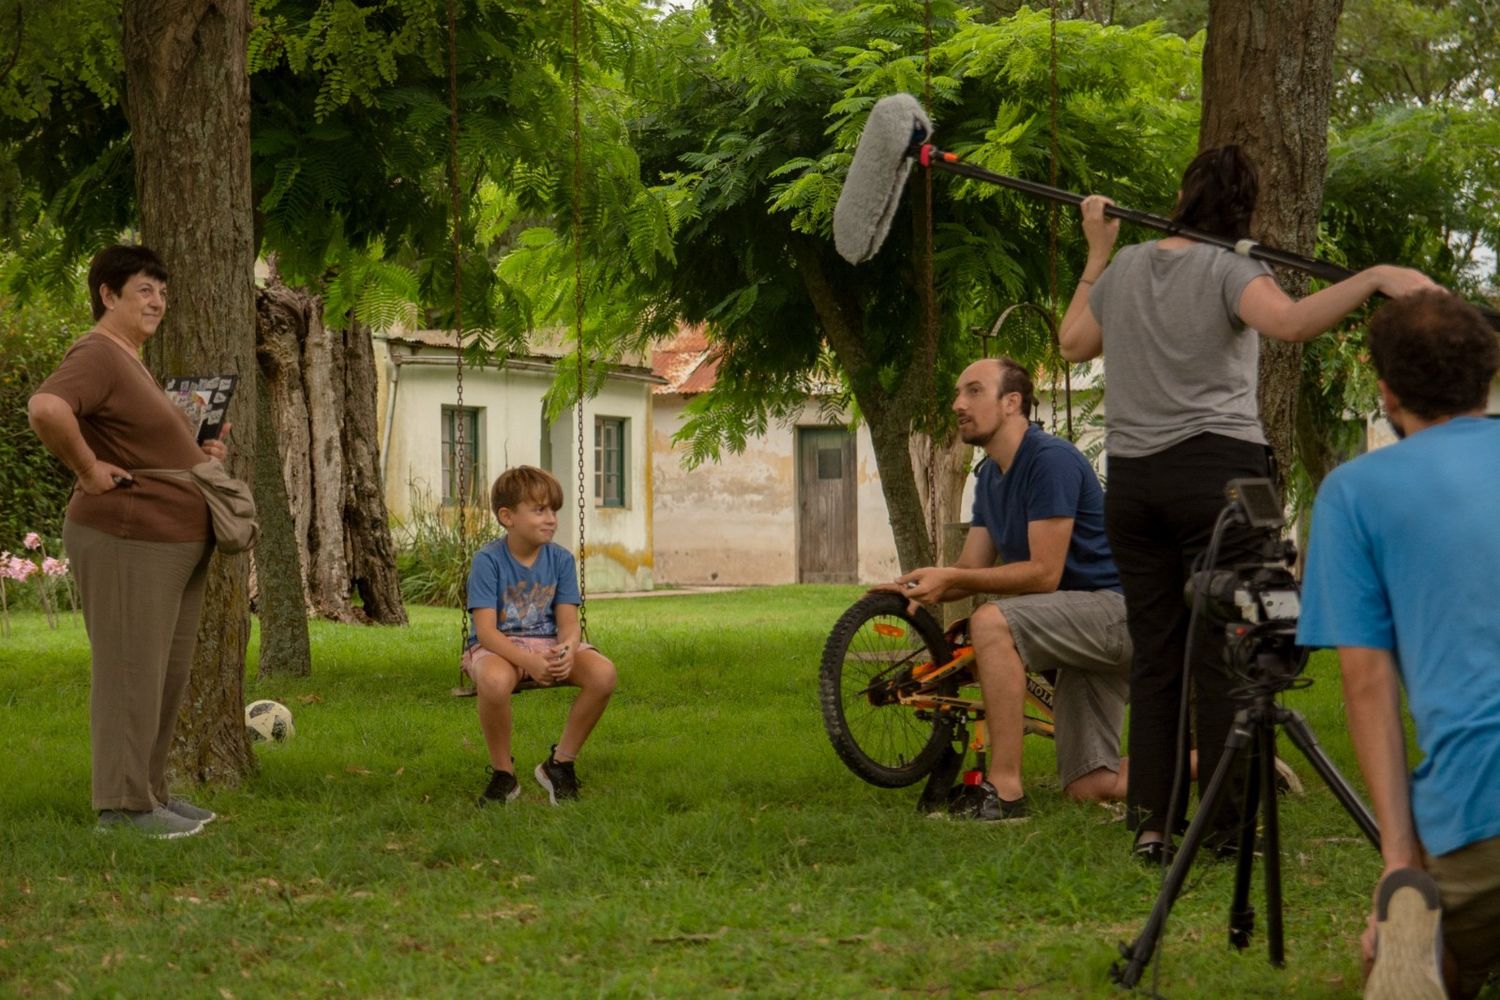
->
<box><xmin>831</xmin><ymin>93</ymin><xmax>1500</xmax><ymax>331</ymax></box>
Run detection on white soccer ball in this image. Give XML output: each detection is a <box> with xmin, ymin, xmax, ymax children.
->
<box><xmin>245</xmin><ymin>699</ymin><xmax>295</xmax><ymax>742</ymax></box>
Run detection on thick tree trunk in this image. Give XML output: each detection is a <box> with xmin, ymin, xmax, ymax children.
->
<box><xmin>341</xmin><ymin>321</ymin><xmax>407</xmax><ymax>624</ymax></box>
<box><xmin>123</xmin><ymin>0</ymin><xmax>256</xmax><ymax>785</ymax></box>
<box><xmin>1201</xmin><ymin>0</ymin><xmax>1344</xmax><ymax>492</ymax></box>
<box><xmin>790</xmin><ymin>235</ymin><xmax>936</xmax><ymax>572</ymax></box>
<box><xmin>253</xmin><ymin>288</ymin><xmax>312</xmax><ymax>678</ymax></box>
<box><xmin>302</xmin><ymin>302</ymin><xmax>358</xmax><ymax>621</ymax></box>
<box><xmin>257</xmin><ymin>275</ymin><xmax>406</xmax><ymax>626</ymax></box>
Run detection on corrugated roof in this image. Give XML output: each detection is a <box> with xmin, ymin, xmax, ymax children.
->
<box><xmin>650</xmin><ymin>323</ymin><xmax>720</xmax><ymax>396</ymax></box>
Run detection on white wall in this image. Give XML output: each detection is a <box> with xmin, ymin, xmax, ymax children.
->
<box><xmin>377</xmin><ymin>346</ymin><xmax>654</xmax><ymax>592</ymax></box>
<box><xmin>653</xmin><ymin>398</ymin><xmax>900</xmax><ymax>585</ymax></box>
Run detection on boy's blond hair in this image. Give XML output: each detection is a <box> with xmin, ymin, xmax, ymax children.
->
<box><xmin>490</xmin><ymin>465</ymin><xmax>564</xmax><ymax>514</ymax></box>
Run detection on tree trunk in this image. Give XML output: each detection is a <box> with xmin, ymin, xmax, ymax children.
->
<box><xmin>790</xmin><ymin>234</ymin><xmax>936</xmax><ymax>572</ymax></box>
<box><xmin>255</xmin><ymin>277</ymin><xmax>316</xmax><ymax>612</ymax></box>
<box><xmin>302</xmin><ymin>302</ymin><xmax>358</xmax><ymax>621</ymax></box>
<box><xmin>253</xmin><ymin>287</ymin><xmax>312</xmax><ymax>678</ymax></box>
<box><xmin>123</xmin><ymin>0</ymin><xmax>256</xmax><ymax>785</ymax></box>
<box><xmin>1201</xmin><ymin>0</ymin><xmax>1345</xmax><ymax>492</ymax></box>
<box><xmin>255</xmin><ymin>276</ymin><xmax>407</xmax><ymax>625</ymax></box>
<box><xmin>341</xmin><ymin>321</ymin><xmax>408</xmax><ymax>624</ymax></box>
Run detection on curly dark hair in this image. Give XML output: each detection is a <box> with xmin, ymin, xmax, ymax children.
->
<box><xmin>1368</xmin><ymin>290</ymin><xmax>1499</xmax><ymax>420</ymax></box>
<box><xmin>87</xmin><ymin>244</ymin><xmax>169</xmax><ymax>320</ymax></box>
<box><xmin>1173</xmin><ymin>145</ymin><xmax>1258</xmax><ymax>241</ymax></box>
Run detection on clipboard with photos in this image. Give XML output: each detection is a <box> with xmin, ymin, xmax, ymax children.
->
<box><xmin>164</xmin><ymin>374</ymin><xmax>238</xmax><ymax>445</ymax></box>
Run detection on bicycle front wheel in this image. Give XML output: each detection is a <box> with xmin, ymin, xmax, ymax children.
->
<box><xmin>819</xmin><ymin>592</ymin><xmax>956</xmax><ymax>787</ymax></box>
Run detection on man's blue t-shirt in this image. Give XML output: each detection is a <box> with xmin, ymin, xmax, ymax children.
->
<box><xmin>1298</xmin><ymin>417</ymin><xmax>1500</xmax><ymax>857</ymax></box>
<box><xmin>466</xmin><ymin>538</ymin><xmax>581</xmax><ymax>642</ymax></box>
<box><xmin>970</xmin><ymin>425</ymin><xmax>1121</xmax><ymax>593</ymax></box>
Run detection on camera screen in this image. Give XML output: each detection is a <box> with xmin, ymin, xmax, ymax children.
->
<box><xmin>1229</xmin><ymin>478</ymin><xmax>1284</xmax><ymax>528</ymax></box>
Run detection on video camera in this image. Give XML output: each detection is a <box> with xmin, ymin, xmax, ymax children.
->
<box><xmin>1185</xmin><ymin>478</ymin><xmax>1300</xmax><ymax>626</ymax></box>
<box><xmin>1184</xmin><ymin>478</ymin><xmax>1307</xmax><ymax>686</ymax></box>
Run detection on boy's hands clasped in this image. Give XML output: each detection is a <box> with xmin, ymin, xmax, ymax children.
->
<box><xmin>520</xmin><ymin>643</ymin><xmax>574</xmax><ymax>685</ymax></box>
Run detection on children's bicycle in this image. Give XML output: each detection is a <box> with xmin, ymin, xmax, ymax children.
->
<box><xmin>818</xmin><ymin>592</ymin><xmax>1057</xmax><ymax>799</ymax></box>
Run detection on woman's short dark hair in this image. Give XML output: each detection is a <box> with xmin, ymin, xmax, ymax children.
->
<box><xmin>1173</xmin><ymin>145</ymin><xmax>1259</xmax><ymax>241</ymax></box>
<box><xmin>87</xmin><ymin>245</ymin><xmax>169</xmax><ymax>320</ymax></box>
<box><xmin>1368</xmin><ymin>290</ymin><xmax>1499</xmax><ymax>420</ymax></box>
<box><xmin>995</xmin><ymin>356</ymin><xmax>1035</xmax><ymax>419</ymax></box>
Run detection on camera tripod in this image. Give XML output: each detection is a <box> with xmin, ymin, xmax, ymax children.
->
<box><xmin>1111</xmin><ymin>644</ymin><xmax>1381</xmax><ymax>989</ymax></box>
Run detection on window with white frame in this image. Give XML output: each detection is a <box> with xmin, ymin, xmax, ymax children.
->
<box><xmin>441</xmin><ymin>405</ymin><xmax>483</xmax><ymax>505</ymax></box>
<box><xmin>594</xmin><ymin>416</ymin><xmax>627</xmax><ymax>508</ymax></box>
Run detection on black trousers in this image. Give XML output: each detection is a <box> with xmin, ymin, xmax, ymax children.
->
<box><xmin>1106</xmin><ymin>432</ymin><xmax>1271</xmax><ymax>838</ymax></box>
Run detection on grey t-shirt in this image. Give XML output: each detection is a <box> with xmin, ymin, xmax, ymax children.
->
<box><xmin>1089</xmin><ymin>242</ymin><xmax>1274</xmax><ymax>457</ymax></box>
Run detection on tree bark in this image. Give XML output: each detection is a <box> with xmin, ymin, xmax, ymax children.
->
<box><xmin>341</xmin><ymin>321</ymin><xmax>408</xmax><ymax>624</ymax></box>
<box><xmin>253</xmin><ymin>286</ymin><xmax>313</xmax><ymax>678</ymax></box>
<box><xmin>123</xmin><ymin>0</ymin><xmax>256</xmax><ymax>785</ymax></box>
<box><xmin>301</xmin><ymin>301</ymin><xmax>358</xmax><ymax>621</ymax></box>
<box><xmin>255</xmin><ymin>276</ymin><xmax>407</xmax><ymax>625</ymax></box>
<box><xmin>790</xmin><ymin>234</ymin><xmax>936</xmax><ymax>573</ymax></box>
<box><xmin>1201</xmin><ymin>0</ymin><xmax>1344</xmax><ymax>492</ymax></box>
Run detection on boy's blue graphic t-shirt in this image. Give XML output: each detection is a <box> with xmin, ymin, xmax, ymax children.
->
<box><xmin>970</xmin><ymin>425</ymin><xmax>1120</xmax><ymax>593</ymax></box>
<box><xmin>466</xmin><ymin>539</ymin><xmax>581</xmax><ymax>642</ymax></box>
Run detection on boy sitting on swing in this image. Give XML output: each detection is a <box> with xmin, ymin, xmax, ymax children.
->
<box><xmin>464</xmin><ymin>465</ymin><xmax>617</xmax><ymax>806</ymax></box>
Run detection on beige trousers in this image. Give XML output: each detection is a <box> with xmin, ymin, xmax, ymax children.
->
<box><xmin>63</xmin><ymin>519</ymin><xmax>213</xmax><ymax>812</ymax></box>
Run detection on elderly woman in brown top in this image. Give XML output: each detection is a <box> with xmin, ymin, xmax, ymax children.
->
<box><xmin>28</xmin><ymin>245</ymin><xmax>230</xmax><ymax>839</ymax></box>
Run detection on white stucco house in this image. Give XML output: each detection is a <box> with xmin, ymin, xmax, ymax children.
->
<box><xmin>372</xmin><ymin>327</ymin><xmax>662</xmax><ymax>592</ymax></box>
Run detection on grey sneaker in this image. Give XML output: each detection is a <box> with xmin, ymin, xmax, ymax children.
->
<box><xmin>1366</xmin><ymin>868</ymin><xmax>1446</xmax><ymax>1000</ymax></box>
<box><xmin>164</xmin><ymin>797</ymin><xmax>216</xmax><ymax>824</ymax></box>
<box><xmin>97</xmin><ymin>806</ymin><xmax>204</xmax><ymax>840</ymax></box>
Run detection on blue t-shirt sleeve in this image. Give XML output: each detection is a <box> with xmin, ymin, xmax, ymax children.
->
<box><xmin>466</xmin><ymin>547</ymin><xmax>500</xmax><ymax>614</ymax></box>
<box><xmin>1024</xmin><ymin>446</ymin><xmax>1083</xmax><ymax>522</ymax></box>
<box><xmin>552</xmin><ymin>547</ymin><xmax>581</xmax><ymax>607</ymax></box>
<box><xmin>1296</xmin><ymin>477</ymin><xmax>1394</xmax><ymax>650</ymax></box>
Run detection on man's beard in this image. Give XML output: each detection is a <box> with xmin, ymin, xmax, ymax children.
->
<box><xmin>959</xmin><ymin>424</ymin><xmax>995</xmax><ymax>447</ymax></box>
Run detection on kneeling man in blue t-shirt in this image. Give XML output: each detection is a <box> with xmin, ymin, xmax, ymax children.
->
<box><xmin>885</xmin><ymin>357</ymin><xmax>1130</xmax><ymax>822</ymax></box>
<box><xmin>1299</xmin><ymin>291</ymin><xmax>1500</xmax><ymax>1000</ymax></box>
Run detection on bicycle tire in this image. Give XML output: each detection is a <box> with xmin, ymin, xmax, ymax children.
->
<box><xmin>819</xmin><ymin>592</ymin><xmax>957</xmax><ymax>787</ymax></box>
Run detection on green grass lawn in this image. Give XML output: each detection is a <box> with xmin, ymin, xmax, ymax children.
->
<box><xmin>0</xmin><ymin>587</ymin><xmax>1443</xmax><ymax>998</ymax></box>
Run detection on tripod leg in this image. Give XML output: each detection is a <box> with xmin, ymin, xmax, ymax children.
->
<box><xmin>1112</xmin><ymin>712</ymin><xmax>1255</xmax><ymax>989</ymax></box>
<box><xmin>1260</xmin><ymin>722</ymin><xmax>1285</xmax><ymax>966</ymax></box>
<box><xmin>916</xmin><ymin>741</ymin><xmax>964</xmax><ymax>814</ymax></box>
<box><xmin>1279</xmin><ymin>708</ymin><xmax>1380</xmax><ymax>848</ymax></box>
<box><xmin>1228</xmin><ymin>737</ymin><xmax>1262</xmax><ymax>951</ymax></box>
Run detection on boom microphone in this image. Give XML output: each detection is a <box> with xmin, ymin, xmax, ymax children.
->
<box><xmin>833</xmin><ymin>93</ymin><xmax>931</xmax><ymax>265</ymax></box>
<box><xmin>832</xmin><ymin>92</ymin><xmax>1500</xmax><ymax>331</ymax></box>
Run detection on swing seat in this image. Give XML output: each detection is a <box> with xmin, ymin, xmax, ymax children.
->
<box><xmin>450</xmin><ymin>659</ymin><xmax>549</xmax><ymax>698</ymax></box>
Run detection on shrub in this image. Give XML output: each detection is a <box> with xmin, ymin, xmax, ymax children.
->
<box><xmin>1</xmin><ymin>296</ymin><xmax>88</xmax><ymax>546</ymax></box>
<box><xmin>392</xmin><ymin>484</ymin><xmax>502</xmax><ymax>608</ymax></box>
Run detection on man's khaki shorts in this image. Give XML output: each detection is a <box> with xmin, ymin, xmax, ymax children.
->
<box><xmin>987</xmin><ymin>589</ymin><xmax>1132</xmax><ymax>788</ymax></box>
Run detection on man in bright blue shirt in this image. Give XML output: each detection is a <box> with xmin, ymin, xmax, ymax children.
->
<box><xmin>892</xmin><ymin>357</ymin><xmax>1130</xmax><ymax>822</ymax></box>
<box><xmin>1298</xmin><ymin>291</ymin><xmax>1500</xmax><ymax>1000</ymax></box>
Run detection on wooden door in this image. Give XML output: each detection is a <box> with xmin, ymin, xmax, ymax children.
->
<box><xmin>797</xmin><ymin>426</ymin><xmax>858</xmax><ymax>583</ymax></box>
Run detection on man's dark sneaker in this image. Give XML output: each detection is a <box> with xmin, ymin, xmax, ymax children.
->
<box><xmin>966</xmin><ymin>781</ymin><xmax>1028</xmax><ymax>822</ymax></box>
<box><xmin>478</xmin><ymin>767</ymin><xmax>520</xmax><ymax>807</ymax></box>
<box><xmin>534</xmin><ymin>746</ymin><xmax>580</xmax><ymax>805</ymax></box>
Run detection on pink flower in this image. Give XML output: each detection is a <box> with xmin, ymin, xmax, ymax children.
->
<box><xmin>42</xmin><ymin>557</ymin><xmax>69</xmax><ymax>578</ymax></box>
<box><xmin>23</xmin><ymin>532</ymin><xmax>41</xmax><ymax>550</ymax></box>
<box><xmin>3</xmin><ymin>555</ymin><xmax>36</xmax><ymax>582</ymax></box>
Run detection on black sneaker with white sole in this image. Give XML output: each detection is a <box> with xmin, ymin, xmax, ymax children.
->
<box><xmin>534</xmin><ymin>746</ymin><xmax>580</xmax><ymax>804</ymax></box>
<box><xmin>478</xmin><ymin>767</ymin><xmax>521</xmax><ymax>807</ymax></box>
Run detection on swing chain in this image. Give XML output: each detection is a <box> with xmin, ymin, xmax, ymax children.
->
<box><xmin>572</xmin><ymin>0</ymin><xmax>588</xmax><ymax>637</ymax></box>
<box><xmin>447</xmin><ymin>0</ymin><xmax>471</xmax><ymax>682</ymax></box>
